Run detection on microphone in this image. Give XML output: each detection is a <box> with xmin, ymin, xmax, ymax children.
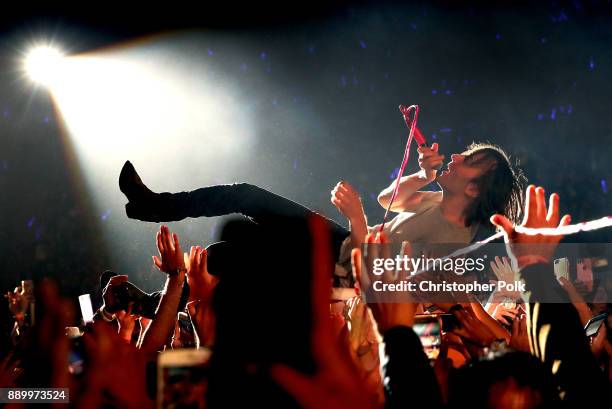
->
<box><xmin>399</xmin><ymin>105</ymin><xmax>443</xmax><ymax>169</ymax></box>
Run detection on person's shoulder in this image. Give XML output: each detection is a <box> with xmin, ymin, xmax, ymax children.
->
<box><xmin>414</xmin><ymin>192</ymin><xmax>442</xmax><ymax>213</ymax></box>
<box><xmin>400</xmin><ymin>191</ymin><xmax>441</xmax><ymax>213</ymax></box>
<box><xmin>421</xmin><ymin>191</ymin><xmax>443</xmax><ymax>203</ymax></box>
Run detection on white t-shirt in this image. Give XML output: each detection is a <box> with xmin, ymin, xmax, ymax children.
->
<box><xmin>335</xmin><ymin>192</ymin><xmax>479</xmax><ymax>282</ymax></box>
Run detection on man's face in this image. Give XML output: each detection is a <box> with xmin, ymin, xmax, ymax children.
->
<box><xmin>437</xmin><ymin>150</ymin><xmax>497</xmax><ymax>197</ymax></box>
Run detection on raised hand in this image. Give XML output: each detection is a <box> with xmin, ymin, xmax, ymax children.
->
<box><xmin>491</xmin><ymin>185</ymin><xmax>571</xmax><ymax>269</ymax></box>
<box><xmin>82</xmin><ymin>322</ymin><xmax>152</xmax><ymax>409</ymax></box>
<box><xmin>116</xmin><ymin>303</ymin><xmax>138</xmax><ymax>343</ymax></box>
<box><xmin>152</xmin><ymin>225</ymin><xmax>186</xmax><ymax>274</ymax></box>
<box><xmin>509</xmin><ymin>313</ymin><xmax>530</xmax><ymax>352</ymax></box>
<box><xmin>185</xmin><ymin>246</ymin><xmax>218</xmax><ymax>304</ymax></box>
<box><xmin>6</xmin><ymin>284</ymin><xmax>30</xmax><ymax>323</ymax></box>
<box><xmin>331</xmin><ymin>181</ymin><xmax>366</xmax><ymax>222</ymax></box>
<box><xmin>450</xmin><ymin>306</ymin><xmax>497</xmax><ymax>348</ymax></box>
<box><xmin>351</xmin><ymin>232</ymin><xmax>416</xmax><ymax>335</ymax></box>
<box><xmin>490</xmin><ymin>303</ymin><xmax>521</xmax><ymax>326</ymax></box>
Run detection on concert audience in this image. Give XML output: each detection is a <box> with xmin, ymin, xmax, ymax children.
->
<box><xmin>0</xmin><ymin>185</ymin><xmax>611</xmax><ymax>408</ymax></box>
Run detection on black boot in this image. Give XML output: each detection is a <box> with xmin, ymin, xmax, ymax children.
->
<box><xmin>119</xmin><ymin>161</ymin><xmax>166</xmax><ymax>221</ymax></box>
<box><xmin>119</xmin><ymin>161</ymin><xmax>156</xmax><ymax>203</ymax></box>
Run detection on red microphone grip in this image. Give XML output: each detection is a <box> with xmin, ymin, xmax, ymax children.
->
<box><xmin>399</xmin><ymin>104</ymin><xmax>427</xmax><ymax>146</ymax></box>
<box><xmin>413</xmin><ymin>127</ymin><xmax>427</xmax><ymax>146</ymax></box>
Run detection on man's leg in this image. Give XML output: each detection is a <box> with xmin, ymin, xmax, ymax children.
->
<box><xmin>126</xmin><ymin>182</ymin><xmax>350</xmax><ymax>258</ymax></box>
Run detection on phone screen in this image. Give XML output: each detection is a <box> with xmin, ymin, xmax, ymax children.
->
<box><xmin>157</xmin><ymin>349</ymin><xmax>211</xmax><ymax>409</ymax></box>
<box><xmin>553</xmin><ymin>258</ymin><xmax>569</xmax><ymax>283</ymax></box>
<box><xmin>585</xmin><ymin>313</ymin><xmax>608</xmax><ymax>337</ymax></box>
<box><xmin>413</xmin><ymin>316</ymin><xmax>441</xmax><ymax>360</ymax></box>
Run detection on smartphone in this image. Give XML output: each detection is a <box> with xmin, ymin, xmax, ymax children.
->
<box><xmin>585</xmin><ymin>312</ymin><xmax>608</xmax><ymax>337</ymax></box>
<box><xmin>78</xmin><ymin>294</ymin><xmax>94</xmax><ymax>324</ymax></box>
<box><xmin>413</xmin><ymin>315</ymin><xmax>441</xmax><ymax>360</ymax></box>
<box><xmin>440</xmin><ymin>313</ymin><xmax>460</xmax><ymax>332</ymax></box>
<box><xmin>65</xmin><ymin>327</ymin><xmax>85</xmax><ymax>376</ymax></box>
<box><xmin>553</xmin><ymin>258</ymin><xmax>570</xmax><ymax>283</ymax></box>
<box><xmin>157</xmin><ymin>348</ymin><xmax>211</xmax><ymax>409</ymax></box>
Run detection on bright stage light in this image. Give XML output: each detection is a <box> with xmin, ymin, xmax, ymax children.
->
<box><xmin>43</xmin><ymin>40</ymin><xmax>256</xmax><ymax>281</ymax></box>
<box><xmin>24</xmin><ymin>45</ymin><xmax>65</xmax><ymax>86</ymax></box>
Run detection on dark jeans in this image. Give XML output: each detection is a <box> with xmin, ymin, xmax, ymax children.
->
<box><xmin>130</xmin><ymin>183</ymin><xmax>350</xmax><ymax>261</ymax></box>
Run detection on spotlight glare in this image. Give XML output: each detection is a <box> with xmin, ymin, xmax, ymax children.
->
<box><xmin>24</xmin><ymin>46</ymin><xmax>65</xmax><ymax>86</ymax></box>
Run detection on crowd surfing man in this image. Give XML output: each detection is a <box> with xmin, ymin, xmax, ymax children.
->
<box><xmin>119</xmin><ymin>142</ymin><xmax>525</xmax><ymax>285</ymax></box>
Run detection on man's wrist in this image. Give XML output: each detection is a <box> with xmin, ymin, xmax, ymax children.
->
<box><xmin>167</xmin><ymin>266</ymin><xmax>187</xmax><ymax>277</ymax></box>
<box><xmin>168</xmin><ymin>269</ymin><xmax>186</xmax><ymax>285</ymax></box>
<box><xmin>418</xmin><ymin>169</ymin><xmax>436</xmax><ymax>183</ymax></box>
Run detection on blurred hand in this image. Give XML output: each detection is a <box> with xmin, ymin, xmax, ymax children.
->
<box><xmin>187</xmin><ymin>299</ymin><xmax>216</xmax><ymax>348</ymax></box>
<box><xmin>152</xmin><ymin>225</ymin><xmax>186</xmax><ymax>274</ymax></box>
<box><xmin>509</xmin><ymin>314</ymin><xmax>530</xmax><ymax>352</ymax></box>
<box><xmin>351</xmin><ymin>233</ymin><xmax>416</xmax><ymax>335</ymax></box>
<box><xmin>490</xmin><ymin>303</ymin><xmax>520</xmax><ymax>326</ymax></box>
<box><xmin>417</xmin><ymin>142</ymin><xmax>444</xmax><ymax>181</ymax></box>
<box><xmin>0</xmin><ymin>353</ymin><xmax>20</xmax><ymax>388</ymax></box>
<box><xmin>490</xmin><ymin>256</ymin><xmax>520</xmax><ymax>299</ymax></box>
<box><xmin>185</xmin><ymin>246</ymin><xmax>218</xmax><ymax>304</ymax></box>
<box><xmin>116</xmin><ymin>303</ymin><xmax>138</xmax><ymax>343</ymax></box>
<box><xmin>331</xmin><ymin>181</ymin><xmax>366</xmax><ymax>223</ymax></box>
<box><xmin>450</xmin><ymin>306</ymin><xmax>497</xmax><ymax>347</ymax></box>
<box><xmin>345</xmin><ymin>296</ymin><xmax>384</xmax><ymax>405</ymax></box>
<box><xmin>270</xmin><ymin>216</ymin><xmax>378</xmax><ymax>409</ymax></box>
<box><xmin>491</xmin><ymin>185</ymin><xmax>571</xmax><ymax>270</ymax></box>
<box><xmin>6</xmin><ymin>285</ymin><xmax>29</xmax><ymax>321</ymax></box>
<box><xmin>82</xmin><ymin>322</ymin><xmax>153</xmax><ymax>409</ymax></box>
<box><xmin>558</xmin><ymin>277</ymin><xmax>593</xmax><ymax>325</ymax></box>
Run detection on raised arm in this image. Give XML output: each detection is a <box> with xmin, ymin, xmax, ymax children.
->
<box><xmin>492</xmin><ymin>185</ymin><xmax>607</xmax><ymax>405</ymax></box>
<box><xmin>139</xmin><ymin>226</ymin><xmax>186</xmax><ymax>354</ymax></box>
<box><xmin>331</xmin><ymin>181</ymin><xmax>369</xmax><ymax>250</ymax></box>
<box><xmin>377</xmin><ymin>143</ymin><xmax>444</xmax><ymax>212</ymax></box>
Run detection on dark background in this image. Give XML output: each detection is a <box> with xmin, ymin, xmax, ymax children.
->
<box><xmin>1</xmin><ymin>1</ymin><xmax>611</xmax><ymax>302</ymax></box>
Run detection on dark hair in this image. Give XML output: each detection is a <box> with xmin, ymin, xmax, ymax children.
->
<box><xmin>463</xmin><ymin>142</ymin><xmax>526</xmax><ymax>227</ymax></box>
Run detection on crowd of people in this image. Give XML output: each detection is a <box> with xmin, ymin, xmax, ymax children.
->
<box><xmin>1</xmin><ymin>142</ymin><xmax>611</xmax><ymax>408</ymax></box>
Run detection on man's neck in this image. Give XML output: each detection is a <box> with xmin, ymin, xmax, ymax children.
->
<box><xmin>439</xmin><ymin>192</ymin><xmax>469</xmax><ymax>227</ymax></box>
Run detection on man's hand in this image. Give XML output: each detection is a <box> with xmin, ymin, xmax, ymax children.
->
<box><xmin>351</xmin><ymin>232</ymin><xmax>416</xmax><ymax>334</ymax></box>
<box><xmin>185</xmin><ymin>246</ymin><xmax>218</xmax><ymax>347</ymax></box>
<box><xmin>490</xmin><ymin>303</ymin><xmax>520</xmax><ymax>326</ymax></box>
<box><xmin>331</xmin><ymin>181</ymin><xmax>366</xmax><ymax>223</ymax></box>
<box><xmin>185</xmin><ymin>246</ymin><xmax>218</xmax><ymax>303</ymax></box>
<box><xmin>489</xmin><ymin>256</ymin><xmax>521</xmax><ymax>301</ymax></box>
<box><xmin>417</xmin><ymin>142</ymin><xmax>444</xmax><ymax>181</ymax></box>
<box><xmin>152</xmin><ymin>225</ymin><xmax>186</xmax><ymax>275</ymax></box>
<box><xmin>491</xmin><ymin>185</ymin><xmax>571</xmax><ymax>269</ymax></box>
<box><xmin>116</xmin><ymin>303</ymin><xmax>138</xmax><ymax>343</ymax></box>
<box><xmin>450</xmin><ymin>306</ymin><xmax>497</xmax><ymax>347</ymax></box>
<box><xmin>6</xmin><ymin>285</ymin><xmax>29</xmax><ymax>322</ymax></box>
<box><xmin>509</xmin><ymin>314</ymin><xmax>530</xmax><ymax>352</ymax></box>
